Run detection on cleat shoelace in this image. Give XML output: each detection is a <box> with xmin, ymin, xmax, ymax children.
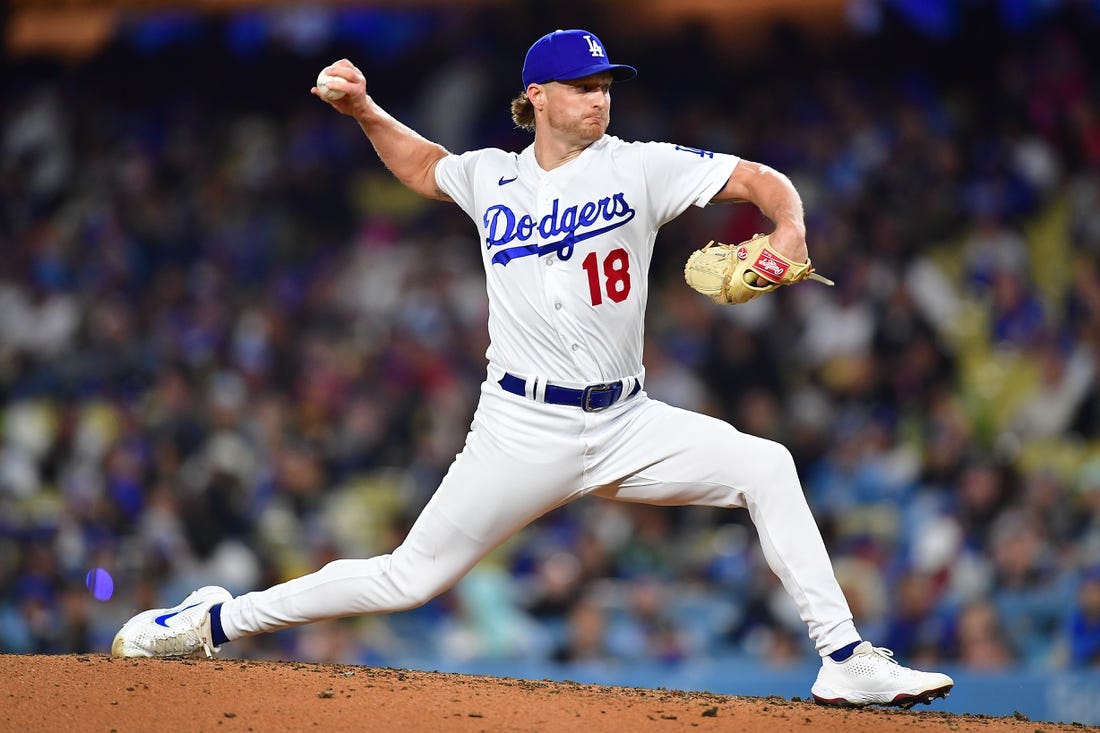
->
<box><xmin>856</xmin><ymin>645</ymin><xmax>897</xmax><ymax>665</ymax></box>
<box><xmin>149</xmin><ymin>625</ymin><xmax>208</xmax><ymax>657</ymax></box>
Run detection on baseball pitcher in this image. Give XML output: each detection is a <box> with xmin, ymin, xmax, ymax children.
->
<box><xmin>113</xmin><ymin>29</ymin><xmax>953</xmax><ymax>709</ymax></box>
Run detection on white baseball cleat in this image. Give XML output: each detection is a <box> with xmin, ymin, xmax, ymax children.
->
<box><xmin>811</xmin><ymin>642</ymin><xmax>954</xmax><ymax>708</ymax></box>
<box><xmin>111</xmin><ymin>585</ymin><xmax>232</xmax><ymax>659</ymax></box>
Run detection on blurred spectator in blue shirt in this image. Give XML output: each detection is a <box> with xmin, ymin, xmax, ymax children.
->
<box><xmin>1067</xmin><ymin>569</ymin><xmax>1100</xmax><ymax>667</ymax></box>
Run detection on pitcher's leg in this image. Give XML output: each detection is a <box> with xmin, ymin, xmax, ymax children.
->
<box><xmin>220</xmin><ymin>393</ymin><xmax>585</xmax><ymax>641</ymax></box>
<box><xmin>732</xmin><ymin>438</ymin><xmax>860</xmax><ymax>655</ymax></box>
<box><xmin>219</xmin><ymin>491</ymin><xmax>499</xmax><ymax>638</ymax></box>
<box><xmin>590</xmin><ymin>400</ymin><xmax>858</xmax><ymax>655</ymax></box>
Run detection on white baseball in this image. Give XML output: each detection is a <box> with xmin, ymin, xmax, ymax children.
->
<box><xmin>316</xmin><ymin>72</ymin><xmax>346</xmax><ymax>101</ymax></box>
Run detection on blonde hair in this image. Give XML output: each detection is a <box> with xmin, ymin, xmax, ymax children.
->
<box><xmin>510</xmin><ymin>90</ymin><xmax>535</xmax><ymax>131</ymax></box>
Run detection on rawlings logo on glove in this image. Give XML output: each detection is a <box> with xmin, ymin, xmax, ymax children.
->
<box><xmin>683</xmin><ymin>233</ymin><xmax>833</xmax><ymax>305</ymax></box>
<box><xmin>752</xmin><ymin>249</ymin><xmax>790</xmax><ymax>280</ymax></box>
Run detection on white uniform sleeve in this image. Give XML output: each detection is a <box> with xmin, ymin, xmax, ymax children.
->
<box><xmin>434</xmin><ymin>150</ymin><xmax>482</xmax><ymax>219</ymax></box>
<box><xmin>640</xmin><ymin>142</ymin><xmax>739</xmax><ymax>227</ymax></box>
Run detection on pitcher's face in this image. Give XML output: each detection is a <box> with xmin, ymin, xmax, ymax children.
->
<box><xmin>540</xmin><ymin>72</ymin><xmax>612</xmax><ymax>144</ymax></box>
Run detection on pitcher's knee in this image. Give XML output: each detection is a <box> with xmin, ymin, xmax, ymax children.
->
<box><xmin>761</xmin><ymin>439</ymin><xmax>799</xmax><ymax>480</ymax></box>
<box><xmin>321</xmin><ymin>557</ymin><xmax>447</xmax><ymax>612</ymax></box>
<box><xmin>729</xmin><ymin>436</ymin><xmax>800</xmax><ymax>489</ymax></box>
<box><xmin>381</xmin><ymin>559</ymin><xmax>448</xmax><ymax>610</ymax></box>
<box><xmin>391</xmin><ymin>578</ymin><xmax>440</xmax><ymax>610</ymax></box>
<box><xmin>764</xmin><ymin>438</ymin><xmax>797</xmax><ymax>469</ymax></box>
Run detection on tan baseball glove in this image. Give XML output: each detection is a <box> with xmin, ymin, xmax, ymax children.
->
<box><xmin>683</xmin><ymin>233</ymin><xmax>833</xmax><ymax>305</ymax></box>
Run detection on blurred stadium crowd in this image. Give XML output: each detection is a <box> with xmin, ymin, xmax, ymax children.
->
<box><xmin>2</xmin><ymin>0</ymin><xmax>1100</xmax><ymax>674</ymax></box>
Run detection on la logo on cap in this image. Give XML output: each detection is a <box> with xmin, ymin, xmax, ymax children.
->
<box><xmin>583</xmin><ymin>34</ymin><xmax>605</xmax><ymax>58</ymax></box>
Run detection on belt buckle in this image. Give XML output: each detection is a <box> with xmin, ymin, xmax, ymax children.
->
<box><xmin>581</xmin><ymin>382</ymin><xmax>616</xmax><ymax>412</ymax></box>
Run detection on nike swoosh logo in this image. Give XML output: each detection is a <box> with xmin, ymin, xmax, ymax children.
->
<box><xmin>498</xmin><ymin>176</ymin><xmax>518</xmax><ymax>186</ymax></box>
<box><xmin>155</xmin><ymin>601</ymin><xmax>203</xmax><ymax>627</ymax></box>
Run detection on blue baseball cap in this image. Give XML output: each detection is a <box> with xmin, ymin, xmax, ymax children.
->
<box><xmin>522</xmin><ymin>29</ymin><xmax>637</xmax><ymax>88</ymax></box>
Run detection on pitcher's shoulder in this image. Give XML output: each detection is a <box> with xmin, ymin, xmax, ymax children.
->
<box><xmin>440</xmin><ymin>146</ymin><xmax>522</xmax><ymax>182</ymax></box>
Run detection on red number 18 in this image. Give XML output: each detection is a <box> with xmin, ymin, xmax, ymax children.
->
<box><xmin>582</xmin><ymin>248</ymin><xmax>631</xmax><ymax>306</ymax></box>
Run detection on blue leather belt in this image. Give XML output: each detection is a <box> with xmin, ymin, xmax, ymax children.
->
<box><xmin>498</xmin><ymin>373</ymin><xmax>641</xmax><ymax>412</ymax></box>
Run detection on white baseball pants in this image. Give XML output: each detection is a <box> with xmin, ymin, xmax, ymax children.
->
<box><xmin>218</xmin><ymin>380</ymin><xmax>859</xmax><ymax>655</ymax></box>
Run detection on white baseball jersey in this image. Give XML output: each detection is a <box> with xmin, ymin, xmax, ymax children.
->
<box><xmin>434</xmin><ymin>135</ymin><xmax>738</xmax><ymax>383</ymax></box>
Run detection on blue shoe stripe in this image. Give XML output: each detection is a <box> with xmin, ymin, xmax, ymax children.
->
<box><xmin>154</xmin><ymin>601</ymin><xmax>203</xmax><ymax>628</ymax></box>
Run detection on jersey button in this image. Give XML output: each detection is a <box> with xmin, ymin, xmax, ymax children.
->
<box><xmin>554</xmin><ymin>302</ymin><xmax>563</xmax><ymax>310</ymax></box>
<box><xmin>545</xmin><ymin>257</ymin><xmax>555</xmax><ymax>266</ymax></box>
<box><xmin>571</xmin><ymin>344</ymin><xmax>580</xmax><ymax>351</ymax></box>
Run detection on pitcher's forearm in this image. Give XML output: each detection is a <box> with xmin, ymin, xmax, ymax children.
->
<box><xmin>715</xmin><ymin>160</ymin><xmax>807</xmax><ymax>262</ymax></box>
<box><xmin>355</xmin><ymin>98</ymin><xmax>450</xmax><ymax>200</ymax></box>
<box><xmin>311</xmin><ymin>59</ymin><xmax>450</xmax><ymax>201</ymax></box>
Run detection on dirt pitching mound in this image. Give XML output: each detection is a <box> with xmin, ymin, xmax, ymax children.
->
<box><xmin>2</xmin><ymin>654</ymin><xmax>1094</xmax><ymax>732</ymax></box>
